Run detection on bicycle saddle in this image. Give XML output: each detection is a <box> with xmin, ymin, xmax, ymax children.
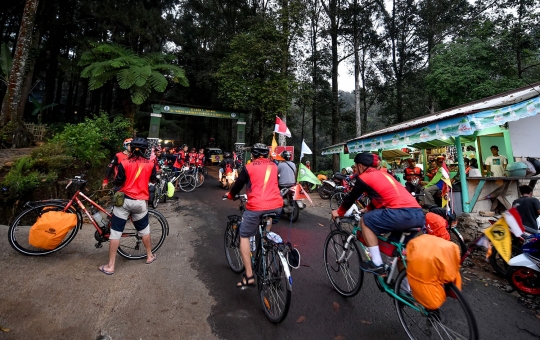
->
<box><xmin>261</xmin><ymin>213</ymin><xmax>277</xmax><ymax>219</ymax></box>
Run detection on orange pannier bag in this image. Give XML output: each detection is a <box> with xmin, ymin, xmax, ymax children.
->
<box><xmin>424</xmin><ymin>212</ymin><xmax>450</xmax><ymax>241</ymax></box>
<box><xmin>406</xmin><ymin>234</ymin><xmax>462</xmax><ymax>310</ymax></box>
<box><xmin>29</xmin><ymin>211</ymin><xmax>78</xmax><ymax>250</ymax></box>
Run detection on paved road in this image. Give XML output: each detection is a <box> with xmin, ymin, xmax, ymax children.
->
<box><xmin>1</xmin><ymin>166</ymin><xmax>540</xmax><ymax>339</ymax></box>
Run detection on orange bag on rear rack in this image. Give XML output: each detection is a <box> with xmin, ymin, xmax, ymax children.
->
<box><xmin>406</xmin><ymin>234</ymin><xmax>462</xmax><ymax>310</ymax></box>
<box><xmin>29</xmin><ymin>211</ymin><xmax>77</xmax><ymax>250</ymax></box>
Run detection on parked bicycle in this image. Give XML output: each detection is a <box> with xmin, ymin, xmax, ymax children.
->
<box><xmin>8</xmin><ymin>175</ymin><xmax>169</xmax><ymax>258</ymax></box>
<box><xmin>162</xmin><ymin>165</ymin><xmax>196</xmax><ymax>192</ymax></box>
<box><xmin>324</xmin><ymin>212</ymin><xmax>478</xmax><ymax>339</ymax></box>
<box><xmin>223</xmin><ymin>194</ymin><xmax>293</xmax><ymax>323</ymax></box>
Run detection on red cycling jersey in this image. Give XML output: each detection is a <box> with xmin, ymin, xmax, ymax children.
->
<box><xmin>338</xmin><ymin>167</ymin><xmax>419</xmax><ymax>216</ymax></box>
<box><xmin>229</xmin><ymin>158</ymin><xmax>282</xmax><ymax>211</ymax></box>
<box><xmin>404</xmin><ymin>166</ymin><xmax>423</xmax><ymax>182</ymax></box>
<box><xmin>103</xmin><ymin>151</ymin><xmax>129</xmax><ymax>185</ymax></box>
<box><xmin>195</xmin><ymin>153</ymin><xmax>205</xmax><ymax>166</ymax></box>
<box><xmin>173</xmin><ymin>150</ymin><xmax>186</xmax><ymax>169</ymax></box>
<box><xmin>115</xmin><ymin>157</ymin><xmax>157</xmax><ymax>200</ymax></box>
<box><xmin>188</xmin><ymin>152</ymin><xmax>197</xmax><ymax>165</ymax></box>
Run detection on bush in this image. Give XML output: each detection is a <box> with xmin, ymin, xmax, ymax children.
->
<box><xmin>52</xmin><ymin>113</ymin><xmax>131</xmax><ymax>164</ymax></box>
<box><xmin>2</xmin><ymin>114</ymin><xmax>131</xmax><ymax>200</ymax></box>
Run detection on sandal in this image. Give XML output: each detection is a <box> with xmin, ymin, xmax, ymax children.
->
<box><xmin>236</xmin><ymin>273</ymin><xmax>255</xmax><ymax>288</ymax></box>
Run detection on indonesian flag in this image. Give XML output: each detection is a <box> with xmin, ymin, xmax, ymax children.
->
<box><xmin>503</xmin><ymin>207</ymin><xmax>525</xmax><ymax>237</ymax></box>
<box><xmin>274</xmin><ymin>116</ymin><xmax>291</xmax><ymax>137</ymax></box>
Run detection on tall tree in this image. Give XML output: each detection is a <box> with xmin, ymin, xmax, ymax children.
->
<box><xmin>0</xmin><ymin>0</ymin><xmax>40</xmax><ymax>147</ymax></box>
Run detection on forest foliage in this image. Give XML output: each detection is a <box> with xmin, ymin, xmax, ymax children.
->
<box><xmin>0</xmin><ymin>0</ymin><xmax>538</xmax><ymax>172</ymax></box>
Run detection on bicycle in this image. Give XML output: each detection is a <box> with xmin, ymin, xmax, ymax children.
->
<box><xmin>223</xmin><ymin>194</ymin><xmax>293</xmax><ymax>323</ymax></box>
<box><xmin>324</xmin><ymin>212</ymin><xmax>478</xmax><ymax>339</ymax></box>
<box><xmin>162</xmin><ymin>166</ymin><xmax>196</xmax><ymax>192</ymax></box>
<box><xmin>190</xmin><ymin>165</ymin><xmax>205</xmax><ymax>188</ymax></box>
<box><xmin>8</xmin><ymin>175</ymin><xmax>169</xmax><ymax>258</ymax></box>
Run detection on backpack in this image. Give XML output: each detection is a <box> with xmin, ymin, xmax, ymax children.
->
<box><xmin>425</xmin><ymin>212</ymin><xmax>450</xmax><ymax>241</ymax></box>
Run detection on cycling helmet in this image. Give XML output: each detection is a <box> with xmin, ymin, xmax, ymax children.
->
<box><xmin>130</xmin><ymin>137</ymin><xmax>149</xmax><ymax>151</ymax></box>
<box><xmin>123</xmin><ymin>138</ymin><xmax>133</xmax><ymax>150</ymax></box>
<box><xmin>354</xmin><ymin>152</ymin><xmax>379</xmax><ymax>167</ymax></box>
<box><xmin>281</xmin><ymin>150</ymin><xmax>292</xmax><ymax>161</ymax></box>
<box><xmin>345</xmin><ymin>166</ymin><xmax>353</xmax><ymax>175</ymax></box>
<box><xmin>224</xmin><ymin>152</ymin><xmax>232</xmax><ymax>158</ymax></box>
<box><xmin>251</xmin><ymin>143</ymin><xmax>269</xmax><ymax>158</ymax></box>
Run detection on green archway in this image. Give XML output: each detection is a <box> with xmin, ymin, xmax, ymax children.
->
<box><xmin>149</xmin><ymin>104</ymin><xmax>246</xmax><ymax>143</ymax></box>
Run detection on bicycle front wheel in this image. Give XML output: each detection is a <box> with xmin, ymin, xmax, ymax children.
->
<box><xmin>259</xmin><ymin>247</ymin><xmax>292</xmax><ymax>323</ymax></box>
<box><xmin>8</xmin><ymin>202</ymin><xmax>81</xmax><ymax>256</ymax></box>
<box><xmin>179</xmin><ymin>174</ymin><xmax>196</xmax><ymax>192</ymax></box>
<box><xmin>224</xmin><ymin>221</ymin><xmax>244</xmax><ymax>273</ymax></box>
<box><xmin>151</xmin><ymin>187</ymin><xmax>160</xmax><ymax>209</ymax></box>
<box><xmin>196</xmin><ymin>172</ymin><xmax>205</xmax><ymax>187</ymax></box>
<box><xmin>330</xmin><ymin>192</ymin><xmax>346</xmax><ymax>210</ymax></box>
<box><xmin>117</xmin><ymin>209</ymin><xmax>167</xmax><ymax>259</ymax></box>
<box><xmin>394</xmin><ymin>270</ymin><xmax>478</xmax><ymax>340</ymax></box>
<box><xmin>324</xmin><ymin>230</ymin><xmax>363</xmax><ymax>297</ymax></box>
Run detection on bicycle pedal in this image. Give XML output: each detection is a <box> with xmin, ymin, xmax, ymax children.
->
<box><xmin>95</xmin><ymin>242</ymin><xmax>103</xmax><ymax>248</ymax></box>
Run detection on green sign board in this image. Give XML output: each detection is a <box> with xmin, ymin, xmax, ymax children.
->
<box><xmin>152</xmin><ymin>104</ymin><xmax>241</xmax><ymax>119</ymax></box>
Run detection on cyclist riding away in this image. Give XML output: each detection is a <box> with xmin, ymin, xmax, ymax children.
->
<box><xmin>219</xmin><ymin>152</ymin><xmax>236</xmax><ymax>182</ymax></box>
<box><xmin>99</xmin><ymin>137</ymin><xmax>158</xmax><ymax>275</ymax></box>
<box><xmin>277</xmin><ymin>150</ymin><xmax>296</xmax><ymax>189</ymax></box>
<box><xmin>331</xmin><ymin>152</ymin><xmax>424</xmax><ymax>276</ymax></box>
<box><xmin>225</xmin><ymin>143</ymin><xmax>283</xmax><ymax>287</ymax></box>
<box><xmin>102</xmin><ymin>138</ymin><xmax>132</xmax><ymax>190</ymax></box>
<box><xmin>403</xmin><ymin>158</ymin><xmax>423</xmax><ymax>194</ymax></box>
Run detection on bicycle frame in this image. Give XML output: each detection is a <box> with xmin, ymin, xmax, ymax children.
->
<box><xmin>64</xmin><ymin>189</ymin><xmax>112</xmax><ymax>237</ymax></box>
<box><xmin>348</xmin><ymin>224</ymin><xmax>428</xmax><ymax>315</ymax></box>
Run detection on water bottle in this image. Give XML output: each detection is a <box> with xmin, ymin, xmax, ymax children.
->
<box><xmin>249</xmin><ymin>236</ymin><xmax>256</xmax><ymax>252</ymax></box>
<box><xmin>92</xmin><ymin>211</ymin><xmax>106</xmax><ymax>228</ymax></box>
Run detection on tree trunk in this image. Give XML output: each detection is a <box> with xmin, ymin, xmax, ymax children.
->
<box><xmin>0</xmin><ymin>0</ymin><xmax>40</xmax><ymax>147</ymax></box>
<box><xmin>17</xmin><ymin>25</ymin><xmax>41</xmax><ymax>122</ymax></box>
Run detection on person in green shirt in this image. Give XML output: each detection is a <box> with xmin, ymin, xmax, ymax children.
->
<box><xmin>421</xmin><ymin>156</ymin><xmax>446</xmax><ymax>207</ymax></box>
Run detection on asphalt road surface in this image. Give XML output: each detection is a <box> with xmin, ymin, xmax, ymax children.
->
<box><xmin>1</xmin><ymin>166</ymin><xmax>540</xmax><ymax>339</ymax></box>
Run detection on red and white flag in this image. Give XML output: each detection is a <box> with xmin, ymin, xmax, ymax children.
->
<box><xmin>274</xmin><ymin>116</ymin><xmax>291</xmax><ymax>138</ymax></box>
<box><xmin>503</xmin><ymin>207</ymin><xmax>525</xmax><ymax>237</ymax></box>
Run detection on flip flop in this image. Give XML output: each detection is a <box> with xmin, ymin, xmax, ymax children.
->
<box><xmin>99</xmin><ymin>265</ymin><xmax>114</xmax><ymax>275</ymax></box>
<box><xmin>145</xmin><ymin>254</ymin><xmax>157</xmax><ymax>265</ymax></box>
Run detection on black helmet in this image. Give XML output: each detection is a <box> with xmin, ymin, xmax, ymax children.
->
<box><xmin>224</xmin><ymin>152</ymin><xmax>232</xmax><ymax>158</ymax></box>
<box><xmin>354</xmin><ymin>152</ymin><xmax>379</xmax><ymax>167</ymax></box>
<box><xmin>281</xmin><ymin>150</ymin><xmax>291</xmax><ymax>161</ymax></box>
<box><xmin>130</xmin><ymin>137</ymin><xmax>149</xmax><ymax>151</ymax></box>
<box><xmin>251</xmin><ymin>143</ymin><xmax>269</xmax><ymax>158</ymax></box>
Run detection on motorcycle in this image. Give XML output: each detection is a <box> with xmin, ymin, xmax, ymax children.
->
<box><xmin>507</xmin><ymin>233</ymin><xmax>540</xmax><ymax>296</ymax></box>
<box><xmin>318</xmin><ymin>172</ymin><xmax>349</xmax><ymax>200</ymax></box>
<box><xmin>280</xmin><ymin>186</ymin><xmax>305</xmax><ymax>222</ymax></box>
<box><xmin>220</xmin><ymin>169</ymin><xmax>236</xmax><ymax>190</ymax></box>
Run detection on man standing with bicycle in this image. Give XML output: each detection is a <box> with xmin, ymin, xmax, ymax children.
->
<box><xmin>225</xmin><ymin>143</ymin><xmax>283</xmax><ymax>287</ymax></box>
<box><xmin>331</xmin><ymin>152</ymin><xmax>423</xmax><ymax>276</ymax></box>
<box><xmin>99</xmin><ymin>137</ymin><xmax>158</xmax><ymax>275</ymax></box>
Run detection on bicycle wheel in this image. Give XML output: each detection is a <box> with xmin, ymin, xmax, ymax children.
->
<box><xmin>259</xmin><ymin>247</ymin><xmax>292</xmax><ymax>323</ymax></box>
<box><xmin>449</xmin><ymin>227</ymin><xmax>466</xmax><ymax>257</ymax></box>
<box><xmin>224</xmin><ymin>221</ymin><xmax>244</xmax><ymax>273</ymax></box>
<box><xmin>117</xmin><ymin>210</ymin><xmax>167</xmax><ymax>259</ymax></box>
<box><xmin>151</xmin><ymin>186</ymin><xmax>159</xmax><ymax>209</ymax></box>
<box><xmin>394</xmin><ymin>270</ymin><xmax>479</xmax><ymax>340</ymax></box>
<box><xmin>330</xmin><ymin>192</ymin><xmax>346</xmax><ymax>210</ymax></box>
<box><xmin>324</xmin><ymin>230</ymin><xmax>363</xmax><ymax>297</ymax></box>
<box><xmin>196</xmin><ymin>171</ymin><xmax>205</xmax><ymax>187</ymax></box>
<box><xmin>179</xmin><ymin>174</ymin><xmax>196</xmax><ymax>192</ymax></box>
<box><xmin>8</xmin><ymin>202</ymin><xmax>81</xmax><ymax>256</ymax></box>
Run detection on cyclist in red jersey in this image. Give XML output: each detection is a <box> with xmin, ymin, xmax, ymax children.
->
<box><xmin>188</xmin><ymin>147</ymin><xmax>197</xmax><ymax>166</ymax></box>
<box><xmin>102</xmin><ymin>138</ymin><xmax>132</xmax><ymax>189</ymax></box>
<box><xmin>226</xmin><ymin>143</ymin><xmax>283</xmax><ymax>288</ymax></box>
<box><xmin>173</xmin><ymin>144</ymin><xmax>188</xmax><ymax>169</ymax></box>
<box><xmin>331</xmin><ymin>152</ymin><xmax>424</xmax><ymax>276</ymax></box>
<box><xmin>195</xmin><ymin>148</ymin><xmax>205</xmax><ymax>166</ymax></box>
<box><xmin>99</xmin><ymin>137</ymin><xmax>158</xmax><ymax>275</ymax></box>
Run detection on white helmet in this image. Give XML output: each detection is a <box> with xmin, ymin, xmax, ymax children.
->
<box><xmin>345</xmin><ymin>166</ymin><xmax>353</xmax><ymax>175</ymax></box>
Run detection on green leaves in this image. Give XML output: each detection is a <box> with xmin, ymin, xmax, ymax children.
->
<box><xmin>78</xmin><ymin>43</ymin><xmax>189</xmax><ymax>107</ymax></box>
